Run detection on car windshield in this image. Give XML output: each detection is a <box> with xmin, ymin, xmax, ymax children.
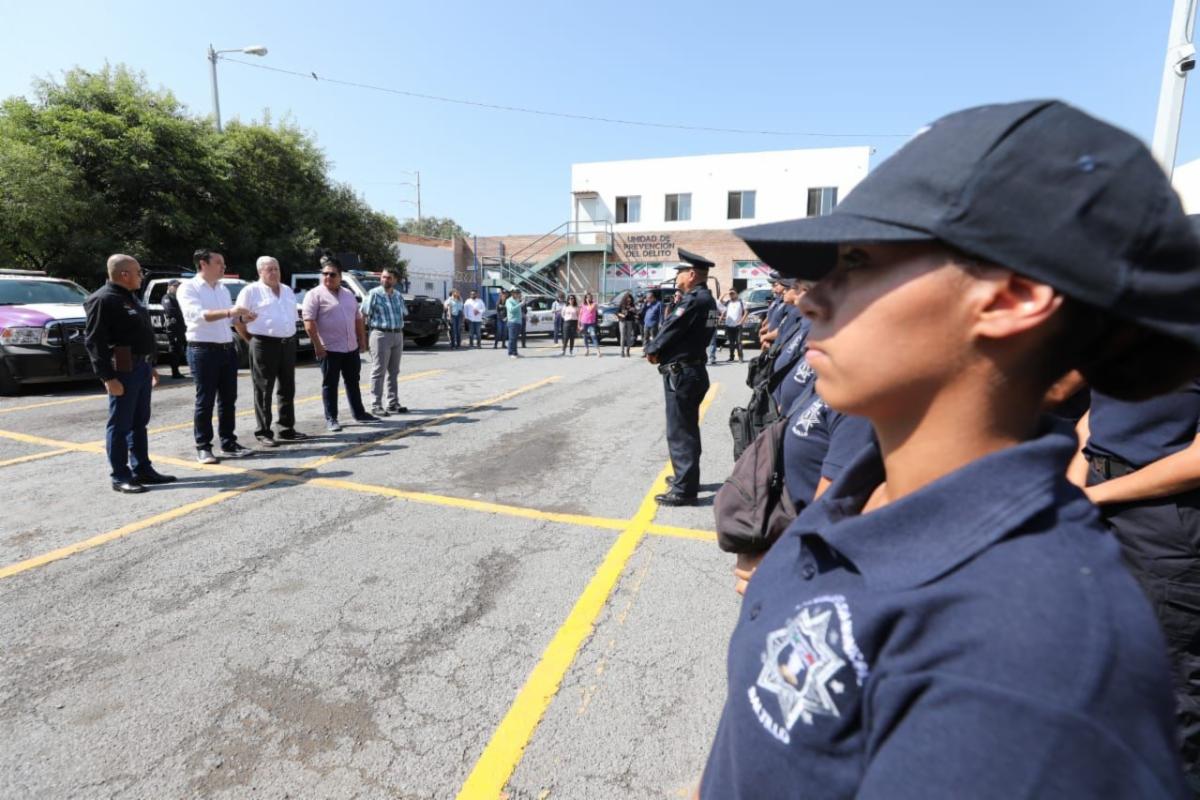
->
<box><xmin>0</xmin><ymin>279</ymin><xmax>88</xmax><ymax>306</ymax></box>
<box><xmin>743</xmin><ymin>289</ymin><xmax>774</xmax><ymax>305</ymax></box>
<box><xmin>222</xmin><ymin>282</ymin><xmax>248</xmax><ymax>303</ymax></box>
<box><xmin>358</xmin><ymin>277</ymin><xmax>381</xmax><ymax>293</ymax></box>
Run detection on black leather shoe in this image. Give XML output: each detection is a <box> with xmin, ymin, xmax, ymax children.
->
<box><xmin>112</xmin><ymin>480</ymin><xmax>148</xmax><ymax>494</ymax></box>
<box><xmin>133</xmin><ymin>470</ymin><xmax>176</xmax><ymax>485</ymax></box>
<box><xmin>277</xmin><ymin>429</ymin><xmax>308</xmax><ymax>441</ymax></box>
<box><xmin>655</xmin><ymin>492</ymin><xmax>698</xmax><ymax>507</ymax></box>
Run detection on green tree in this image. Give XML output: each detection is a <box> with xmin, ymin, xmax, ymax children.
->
<box><xmin>399</xmin><ymin>215</ymin><xmax>470</xmax><ymax>240</ymax></box>
<box><xmin>0</xmin><ymin>135</ymin><xmax>103</xmax><ymax>276</ymax></box>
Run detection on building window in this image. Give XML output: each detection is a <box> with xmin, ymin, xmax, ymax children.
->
<box><xmin>616</xmin><ymin>195</ymin><xmax>641</xmax><ymax>224</ymax></box>
<box><xmin>807</xmin><ymin>187</ymin><xmax>838</xmax><ymax>217</ymax></box>
<box><xmin>727</xmin><ymin>190</ymin><xmax>756</xmax><ymax>220</ymax></box>
<box><xmin>665</xmin><ymin>193</ymin><xmax>691</xmax><ymax>222</ymax></box>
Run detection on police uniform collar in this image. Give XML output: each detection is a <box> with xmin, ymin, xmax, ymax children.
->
<box><xmin>105</xmin><ymin>281</ymin><xmax>136</xmax><ymax>299</ymax></box>
<box><xmin>797</xmin><ymin>418</ymin><xmax>1081</xmax><ymax>590</ymax></box>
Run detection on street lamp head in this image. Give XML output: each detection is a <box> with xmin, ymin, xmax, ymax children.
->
<box><xmin>243</xmin><ymin>45</ymin><xmax>268</xmax><ymax>56</ymax></box>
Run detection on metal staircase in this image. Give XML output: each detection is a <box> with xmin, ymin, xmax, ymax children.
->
<box><xmin>478</xmin><ymin>221</ymin><xmax>614</xmax><ymax>296</ymax></box>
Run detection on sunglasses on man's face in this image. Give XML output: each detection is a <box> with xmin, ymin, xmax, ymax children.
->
<box><xmin>321</xmin><ymin>272</ymin><xmax>339</xmax><ymax>277</ymax></box>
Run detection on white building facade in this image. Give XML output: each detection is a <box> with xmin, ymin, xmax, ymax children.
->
<box><xmin>569</xmin><ymin>147</ymin><xmax>871</xmax><ymax>233</ymax></box>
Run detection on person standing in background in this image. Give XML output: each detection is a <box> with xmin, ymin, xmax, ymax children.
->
<box><xmin>160</xmin><ymin>279</ymin><xmax>187</xmax><ymax>379</ymax></box>
<box><xmin>493</xmin><ymin>289</ymin><xmax>509</xmax><ymax>350</ymax></box>
<box><xmin>445</xmin><ymin>289</ymin><xmax>464</xmax><ymax>349</ymax></box>
<box><xmin>464</xmin><ymin>289</ymin><xmax>486</xmax><ymax>348</ymax></box>
<box><xmin>617</xmin><ymin>292</ymin><xmax>638</xmax><ymax>358</ymax></box>
<box><xmin>552</xmin><ymin>291</ymin><xmax>565</xmax><ymax>344</ymax></box>
<box><xmin>360</xmin><ymin>265</ymin><xmax>409</xmax><ymax>417</ymax></box>
<box><xmin>505</xmin><ymin>290</ymin><xmax>524</xmax><ymax>358</ymax></box>
<box><xmin>642</xmin><ymin>290</ymin><xmax>662</xmax><ymax>348</ymax></box>
<box><xmin>560</xmin><ymin>294</ymin><xmax>580</xmax><ymax>356</ymax></box>
<box><xmin>580</xmin><ymin>293</ymin><xmax>600</xmax><ymax>357</ymax></box>
<box><xmin>722</xmin><ymin>289</ymin><xmax>746</xmax><ymax>363</ymax></box>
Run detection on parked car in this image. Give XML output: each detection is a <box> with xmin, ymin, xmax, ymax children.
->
<box><xmin>291</xmin><ymin>270</ymin><xmax>445</xmax><ymax>347</ymax></box>
<box><xmin>142</xmin><ymin>275</ymin><xmax>313</xmax><ymax>369</ymax></box>
<box><xmin>0</xmin><ymin>269</ymin><xmax>96</xmax><ymax>394</ymax></box>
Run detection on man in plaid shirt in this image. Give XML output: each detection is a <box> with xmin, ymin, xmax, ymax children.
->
<box><xmin>361</xmin><ymin>266</ymin><xmax>409</xmax><ymax>415</ymax></box>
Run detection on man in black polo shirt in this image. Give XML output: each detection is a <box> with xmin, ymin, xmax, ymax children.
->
<box><xmin>83</xmin><ymin>254</ymin><xmax>176</xmax><ymax>493</ymax></box>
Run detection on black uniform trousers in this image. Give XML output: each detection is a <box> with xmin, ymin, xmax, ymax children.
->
<box><xmin>662</xmin><ymin>363</ymin><xmax>709</xmax><ymax>496</ymax></box>
<box><xmin>249</xmin><ymin>335</ymin><xmax>297</xmax><ymax>438</ymax></box>
<box><xmin>1090</xmin><ymin>464</ymin><xmax>1200</xmax><ymax>783</ymax></box>
<box><xmin>166</xmin><ymin>331</ymin><xmax>187</xmax><ymax>373</ymax></box>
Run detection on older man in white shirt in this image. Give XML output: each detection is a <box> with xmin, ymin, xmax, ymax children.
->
<box><xmin>235</xmin><ymin>256</ymin><xmax>306</xmax><ymax>447</ymax></box>
<box><xmin>177</xmin><ymin>248</ymin><xmax>256</xmax><ymax>464</ymax></box>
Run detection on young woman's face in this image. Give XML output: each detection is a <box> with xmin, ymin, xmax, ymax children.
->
<box><xmin>800</xmin><ymin>242</ymin><xmax>979</xmax><ymax>421</ymax></box>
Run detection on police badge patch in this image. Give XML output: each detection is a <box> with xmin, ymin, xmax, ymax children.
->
<box><xmin>747</xmin><ymin>595</ymin><xmax>869</xmax><ymax>744</ymax></box>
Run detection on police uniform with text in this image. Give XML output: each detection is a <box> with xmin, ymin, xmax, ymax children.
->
<box><xmin>84</xmin><ymin>281</ymin><xmax>175</xmax><ymax>493</ymax></box>
<box><xmin>700</xmin><ymin>100</ymin><xmax>1200</xmax><ymax>798</ymax></box>
<box><xmin>644</xmin><ymin>249</ymin><xmax>718</xmax><ymax>505</ymax></box>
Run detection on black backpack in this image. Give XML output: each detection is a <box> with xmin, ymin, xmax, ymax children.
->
<box><xmin>715</xmin><ymin>415</ymin><xmax>798</xmax><ymax>554</ymax></box>
<box><xmin>729</xmin><ymin>332</ymin><xmax>806</xmax><ymax>460</ymax></box>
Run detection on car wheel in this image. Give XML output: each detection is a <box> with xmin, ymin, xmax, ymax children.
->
<box><xmin>0</xmin><ymin>360</ymin><xmax>19</xmax><ymax>396</ymax></box>
<box><xmin>414</xmin><ymin>334</ymin><xmax>439</xmax><ymax>348</ymax></box>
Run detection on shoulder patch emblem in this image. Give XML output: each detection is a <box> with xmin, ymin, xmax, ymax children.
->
<box><xmin>748</xmin><ymin>595</ymin><xmax>869</xmax><ymax>743</ymax></box>
<box><xmin>791</xmin><ymin>397</ymin><xmax>826</xmax><ymax>437</ymax></box>
<box><xmin>792</xmin><ymin>358</ymin><xmax>814</xmax><ymax>385</ymax></box>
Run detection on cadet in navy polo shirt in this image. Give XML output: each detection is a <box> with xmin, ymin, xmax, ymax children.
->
<box><xmin>1074</xmin><ymin>375</ymin><xmax>1200</xmax><ymax>786</ymax></box>
<box><xmin>781</xmin><ymin>381</ymin><xmax>874</xmax><ymax>508</ymax></box>
<box><xmin>702</xmin><ymin>100</ymin><xmax>1200</xmax><ymax>798</ymax></box>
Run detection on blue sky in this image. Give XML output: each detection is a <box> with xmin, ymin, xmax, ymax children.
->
<box><xmin>1</xmin><ymin>0</ymin><xmax>1196</xmax><ymax>236</ymax></box>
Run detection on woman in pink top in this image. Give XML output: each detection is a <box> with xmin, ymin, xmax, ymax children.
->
<box><xmin>579</xmin><ymin>293</ymin><xmax>600</xmax><ymax>357</ymax></box>
<box><xmin>560</xmin><ymin>294</ymin><xmax>580</xmax><ymax>355</ymax></box>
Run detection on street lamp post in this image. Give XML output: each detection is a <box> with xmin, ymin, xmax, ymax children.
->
<box><xmin>1151</xmin><ymin>0</ymin><xmax>1198</xmax><ymax>177</ymax></box>
<box><xmin>207</xmin><ymin>43</ymin><xmax>268</xmax><ymax>133</ymax></box>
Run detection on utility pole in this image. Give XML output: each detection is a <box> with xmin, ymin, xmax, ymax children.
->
<box><xmin>1152</xmin><ymin>0</ymin><xmax>1199</xmax><ymax>177</ymax></box>
<box><xmin>415</xmin><ymin>171</ymin><xmax>422</xmax><ymax>223</ymax></box>
<box><xmin>208</xmin><ymin>45</ymin><xmax>222</xmax><ymax>133</ymax></box>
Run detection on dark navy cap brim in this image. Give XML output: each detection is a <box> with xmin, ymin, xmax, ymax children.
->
<box><xmin>736</xmin><ymin>214</ymin><xmax>935</xmax><ymax>279</ymax></box>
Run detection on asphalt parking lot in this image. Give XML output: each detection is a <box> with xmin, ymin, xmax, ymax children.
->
<box><xmin>0</xmin><ymin>339</ymin><xmax>747</xmax><ymax>799</ymax></box>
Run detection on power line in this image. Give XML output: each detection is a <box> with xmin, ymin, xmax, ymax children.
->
<box><xmin>221</xmin><ymin>57</ymin><xmax>911</xmax><ymax>139</ymax></box>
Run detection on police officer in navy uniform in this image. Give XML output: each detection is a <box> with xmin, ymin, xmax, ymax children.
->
<box><xmin>1073</xmin><ymin>367</ymin><xmax>1200</xmax><ymax>788</ymax></box>
<box><xmin>84</xmin><ymin>254</ymin><xmax>176</xmax><ymax>494</ymax></box>
<box><xmin>698</xmin><ymin>101</ymin><xmax>1197</xmax><ymax>798</ymax></box>
<box><xmin>160</xmin><ymin>278</ymin><xmax>187</xmax><ymax>379</ymax></box>
<box><xmin>644</xmin><ymin>249</ymin><xmax>718</xmax><ymax>506</ymax></box>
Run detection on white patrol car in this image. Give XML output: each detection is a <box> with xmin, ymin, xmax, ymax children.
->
<box><xmin>0</xmin><ymin>269</ymin><xmax>96</xmax><ymax>394</ymax></box>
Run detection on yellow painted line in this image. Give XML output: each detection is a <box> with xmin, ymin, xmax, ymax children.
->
<box><xmin>0</xmin><ymin>428</ymin><xmax>105</xmax><ymax>454</ymax></box>
<box><xmin>0</xmin><ymin>476</ymin><xmax>280</xmax><ymax>580</ymax></box>
<box><xmin>455</xmin><ymin>382</ymin><xmax>720</xmax><ymax>800</ymax></box>
<box><xmin>300</xmin><ymin>376</ymin><xmax>561</xmax><ymax>470</ymax></box>
<box><xmin>0</xmin><ymin>377</ymin><xmax>199</xmax><ymax>415</ymax></box>
<box><xmin>309</xmin><ymin>478</ymin><xmax>630</xmax><ymax>532</ymax></box>
<box><xmin>0</xmin><ymin>448</ymin><xmax>74</xmax><ymax>469</ymax></box>
<box><xmin>0</xmin><ymin>376</ymin><xmax>565</xmax><ymax>581</ymax></box>
<box><xmin>645</xmin><ymin>523</ymin><xmax>718</xmax><ymax>543</ymax></box>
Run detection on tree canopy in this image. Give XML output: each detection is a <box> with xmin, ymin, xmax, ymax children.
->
<box><xmin>0</xmin><ymin>65</ymin><xmax>405</xmax><ymax>286</ymax></box>
<box><xmin>399</xmin><ymin>216</ymin><xmax>470</xmax><ymax>240</ymax></box>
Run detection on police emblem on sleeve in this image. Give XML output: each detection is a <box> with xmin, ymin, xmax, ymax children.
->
<box><xmin>791</xmin><ymin>397</ymin><xmax>826</xmax><ymax>437</ymax></box>
<box><xmin>748</xmin><ymin>595</ymin><xmax>869</xmax><ymax>744</ymax></box>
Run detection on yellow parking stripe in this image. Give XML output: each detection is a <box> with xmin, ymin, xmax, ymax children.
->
<box><xmin>308</xmin><ymin>478</ymin><xmax>630</xmax><ymax>532</ymax></box>
<box><xmin>0</xmin><ymin>476</ymin><xmax>281</xmax><ymax>580</ymax></box>
<box><xmin>644</xmin><ymin>522</ymin><xmax>718</xmax><ymax>542</ymax></box>
<box><xmin>0</xmin><ymin>377</ymin><xmax>198</xmax><ymax>414</ymax></box>
<box><xmin>455</xmin><ymin>382</ymin><xmax>721</xmax><ymax>800</ymax></box>
<box><xmin>0</xmin><ymin>377</ymin><xmax>561</xmax><ymax>581</ymax></box>
<box><xmin>0</xmin><ymin>448</ymin><xmax>75</xmax><ymax>469</ymax></box>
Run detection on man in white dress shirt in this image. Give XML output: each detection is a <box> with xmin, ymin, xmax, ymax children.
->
<box><xmin>177</xmin><ymin>248</ymin><xmax>256</xmax><ymax>464</ymax></box>
<box><xmin>235</xmin><ymin>256</ymin><xmax>307</xmax><ymax>447</ymax></box>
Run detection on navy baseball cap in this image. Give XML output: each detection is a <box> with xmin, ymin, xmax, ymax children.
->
<box><xmin>737</xmin><ymin>100</ymin><xmax>1200</xmax><ymax>348</ymax></box>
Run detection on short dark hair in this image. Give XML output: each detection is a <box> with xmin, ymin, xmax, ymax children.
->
<box><xmin>381</xmin><ymin>266</ymin><xmax>402</xmax><ymax>279</ymax></box>
<box><xmin>319</xmin><ymin>249</ymin><xmax>343</xmax><ymax>271</ymax></box>
<box><xmin>193</xmin><ymin>248</ymin><xmax>220</xmax><ymax>269</ymax></box>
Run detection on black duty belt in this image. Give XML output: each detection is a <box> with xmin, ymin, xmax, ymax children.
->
<box><xmin>657</xmin><ymin>359</ymin><xmax>707</xmax><ymax>375</ymax></box>
<box><xmin>1086</xmin><ymin>454</ymin><xmax>1138</xmax><ymax>480</ymax></box>
<box><xmin>369</xmin><ymin>327</ymin><xmax>403</xmax><ymax>333</ymax></box>
<box><xmin>187</xmin><ymin>341</ymin><xmax>235</xmax><ymax>350</ymax></box>
<box><xmin>250</xmin><ymin>333</ymin><xmax>293</xmax><ymax>341</ymax></box>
